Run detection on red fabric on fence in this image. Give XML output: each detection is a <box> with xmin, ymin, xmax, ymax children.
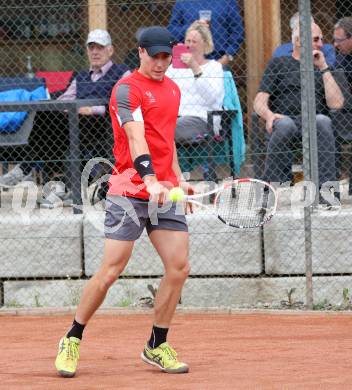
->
<box><xmin>35</xmin><ymin>71</ymin><xmax>73</xmax><ymax>93</ymax></box>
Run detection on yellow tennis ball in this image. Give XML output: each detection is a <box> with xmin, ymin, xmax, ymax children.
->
<box><xmin>169</xmin><ymin>187</ymin><xmax>185</xmax><ymax>202</ymax></box>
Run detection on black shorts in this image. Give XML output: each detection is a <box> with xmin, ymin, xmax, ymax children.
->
<box><xmin>104</xmin><ymin>195</ymin><xmax>188</xmax><ymax>241</ymax></box>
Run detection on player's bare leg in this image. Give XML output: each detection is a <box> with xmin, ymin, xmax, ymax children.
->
<box><xmin>55</xmin><ymin>238</ymin><xmax>134</xmax><ymax>377</ymax></box>
<box><xmin>141</xmin><ymin>229</ymin><xmax>190</xmax><ymax>373</ymax></box>
<box><xmin>75</xmin><ymin>239</ymin><xmax>134</xmax><ymax>324</ymax></box>
<box><xmin>149</xmin><ymin>230</ymin><xmax>189</xmax><ymax>326</ymax></box>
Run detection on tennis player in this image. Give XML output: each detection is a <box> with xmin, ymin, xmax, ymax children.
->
<box><xmin>55</xmin><ymin>26</ymin><xmax>192</xmax><ymax>377</ymax></box>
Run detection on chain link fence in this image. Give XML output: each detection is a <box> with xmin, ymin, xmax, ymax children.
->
<box><xmin>1</xmin><ymin>0</ymin><xmax>352</xmax><ymax>311</ymax></box>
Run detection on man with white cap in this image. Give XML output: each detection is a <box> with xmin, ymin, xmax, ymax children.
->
<box><xmin>36</xmin><ymin>29</ymin><xmax>130</xmax><ymax>208</ymax></box>
<box><xmin>58</xmin><ymin>29</ymin><xmax>130</xmax><ymax>115</ymax></box>
<box><xmin>0</xmin><ymin>30</ymin><xmax>129</xmax><ymax>194</ymax></box>
<box><xmin>55</xmin><ymin>26</ymin><xmax>192</xmax><ymax>377</ymax></box>
<box><xmin>0</xmin><ymin>29</ymin><xmax>130</xmax><ymax>205</ymax></box>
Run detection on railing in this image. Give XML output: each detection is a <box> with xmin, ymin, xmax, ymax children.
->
<box><xmin>0</xmin><ymin>98</ymin><xmax>109</xmax><ymax>214</ymax></box>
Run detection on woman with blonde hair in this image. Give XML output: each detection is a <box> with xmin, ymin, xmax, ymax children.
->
<box><xmin>166</xmin><ymin>21</ymin><xmax>224</xmax><ymax>146</ymax></box>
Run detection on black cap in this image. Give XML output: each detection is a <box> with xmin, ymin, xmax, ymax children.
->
<box><xmin>138</xmin><ymin>26</ymin><xmax>174</xmax><ymax>56</ymax></box>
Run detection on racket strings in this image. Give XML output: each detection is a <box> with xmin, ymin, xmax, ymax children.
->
<box><xmin>216</xmin><ymin>181</ymin><xmax>275</xmax><ymax>228</ymax></box>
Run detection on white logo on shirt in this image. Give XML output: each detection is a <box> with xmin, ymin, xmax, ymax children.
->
<box><xmin>140</xmin><ymin>161</ymin><xmax>150</xmax><ymax>168</ymax></box>
<box><xmin>145</xmin><ymin>91</ymin><xmax>156</xmax><ymax>103</ymax></box>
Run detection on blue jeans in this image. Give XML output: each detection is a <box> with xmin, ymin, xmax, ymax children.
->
<box><xmin>263</xmin><ymin>115</ymin><xmax>336</xmax><ymax>186</ymax></box>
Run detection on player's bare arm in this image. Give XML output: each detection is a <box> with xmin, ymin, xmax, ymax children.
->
<box><xmin>313</xmin><ymin>50</ymin><xmax>344</xmax><ymax>109</ymax></box>
<box><xmin>124</xmin><ymin>120</ymin><xmax>169</xmax><ymax>204</ymax></box>
<box><xmin>253</xmin><ymin>91</ymin><xmax>285</xmax><ymax>134</ymax></box>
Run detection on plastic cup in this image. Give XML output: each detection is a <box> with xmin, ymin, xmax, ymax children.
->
<box><xmin>199</xmin><ymin>10</ymin><xmax>212</xmax><ymax>22</ymax></box>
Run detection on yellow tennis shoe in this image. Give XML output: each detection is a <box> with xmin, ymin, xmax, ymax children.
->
<box><xmin>141</xmin><ymin>342</ymin><xmax>189</xmax><ymax>373</ymax></box>
<box><xmin>55</xmin><ymin>336</ymin><xmax>80</xmax><ymax>378</ymax></box>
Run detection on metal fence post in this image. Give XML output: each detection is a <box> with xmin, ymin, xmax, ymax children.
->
<box><xmin>299</xmin><ymin>0</ymin><xmax>318</xmax><ymax>309</ymax></box>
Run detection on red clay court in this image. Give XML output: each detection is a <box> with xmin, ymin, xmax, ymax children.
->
<box><xmin>1</xmin><ymin>310</ymin><xmax>351</xmax><ymax>389</ymax></box>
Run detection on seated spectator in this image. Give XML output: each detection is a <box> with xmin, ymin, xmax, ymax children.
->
<box><xmin>56</xmin><ymin>29</ymin><xmax>129</xmax><ymax>164</ymax></box>
<box><xmin>273</xmin><ymin>12</ymin><xmax>336</xmax><ymax>67</ymax></box>
<box><xmin>168</xmin><ymin>0</ymin><xmax>243</xmax><ymax>67</ymax></box>
<box><xmin>253</xmin><ymin>22</ymin><xmax>344</xmax><ymax>205</ymax></box>
<box><xmin>0</xmin><ymin>29</ymin><xmax>130</xmax><ymax>207</ymax></box>
<box><xmin>334</xmin><ymin>17</ymin><xmax>352</xmax><ymax>86</ymax></box>
<box><xmin>166</xmin><ymin>21</ymin><xmax>224</xmax><ymax>147</ymax></box>
<box><xmin>332</xmin><ymin>17</ymin><xmax>352</xmax><ymax>184</ymax></box>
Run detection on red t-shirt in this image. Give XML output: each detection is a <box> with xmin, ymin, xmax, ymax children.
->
<box><xmin>108</xmin><ymin>70</ymin><xmax>181</xmax><ymax>199</ymax></box>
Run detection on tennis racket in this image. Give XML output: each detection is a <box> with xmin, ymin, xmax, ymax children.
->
<box><xmin>178</xmin><ymin>178</ymin><xmax>278</xmax><ymax>229</ymax></box>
